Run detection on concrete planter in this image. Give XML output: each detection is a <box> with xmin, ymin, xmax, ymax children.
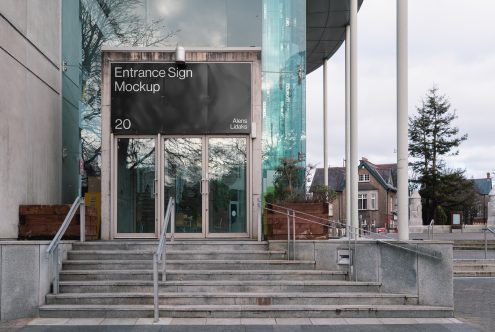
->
<box><xmin>265</xmin><ymin>202</ymin><xmax>329</xmax><ymax>240</ymax></box>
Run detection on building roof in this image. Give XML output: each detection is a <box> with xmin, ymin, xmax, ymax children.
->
<box><xmin>471</xmin><ymin>177</ymin><xmax>493</xmax><ymax>195</ymax></box>
<box><xmin>306</xmin><ymin>0</ymin><xmax>364</xmax><ymax>74</ymax></box>
<box><xmin>311</xmin><ymin>158</ymin><xmax>397</xmax><ymax>192</ymax></box>
<box><xmin>360</xmin><ymin>159</ymin><xmax>397</xmax><ymax>191</ymax></box>
<box><xmin>312</xmin><ymin>167</ymin><xmax>346</xmax><ymax>192</ymax></box>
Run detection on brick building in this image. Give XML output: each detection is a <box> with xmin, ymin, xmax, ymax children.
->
<box><xmin>470</xmin><ymin>173</ymin><xmax>493</xmax><ymax>224</ymax></box>
<box><xmin>311</xmin><ymin>158</ymin><xmax>397</xmax><ymax>230</ymax></box>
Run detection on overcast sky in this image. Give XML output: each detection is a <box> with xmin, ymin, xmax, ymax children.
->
<box><xmin>306</xmin><ymin>0</ymin><xmax>495</xmax><ymax>180</ymax></box>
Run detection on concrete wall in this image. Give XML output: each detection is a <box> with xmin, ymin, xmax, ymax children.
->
<box><xmin>0</xmin><ymin>1</ymin><xmax>62</xmax><ymax>239</ymax></box>
<box><xmin>269</xmin><ymin>239</ymin><xmax>454</xmax><ymax>307</ymax></box>
<box><xmin>0</xmin><ymin>241</ymin><xmax>72</xmax><ymax>321</ymax></box>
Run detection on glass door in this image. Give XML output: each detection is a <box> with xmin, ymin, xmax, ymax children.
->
<box><xmin>163</xmin><ymin>137</ymin><xmax>204</xmax><ymax>237</ymax></box>
<box><xmin>162</xmin><ymin>136</ymin><xmax>249</xmax><ymax>238</ymax></box>
<box><xmin>207</xmin><ymin>137</ymin><xmax>248</xmax><ymax>236</ymax></box>
<box><xmin>115</xmin><ymin>137</ymin><xmax>157</xmax><ymax>237</ymax></box>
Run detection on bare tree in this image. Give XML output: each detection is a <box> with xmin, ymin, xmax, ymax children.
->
<box><xmin>79</xmin><ymin>0</ymin><xmax>177</xmax><ymax>177</ymax></box>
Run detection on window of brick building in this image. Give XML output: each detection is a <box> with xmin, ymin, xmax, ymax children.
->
<box><xmin>359</xmin><ymin>174</ymin><xmax>370</xmax><ymax>182</ymax></box>
<box><xmin>358</xmin><ymin>194</ymin><xmax>368</xmax><ymax>210</ymax></box>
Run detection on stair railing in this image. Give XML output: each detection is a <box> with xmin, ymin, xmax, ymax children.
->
<box><xmin>261</xmin><ymin>202</ymin><xmax>442</xmax><ymax>280</ymax></box>
<box><xmin>483</xmin><ymin>226</ymin><xmax>495</xmax><ymax>259</ymax></box>
<box><xmin>153</xmin><ymin>197</ymin><xmax>175</xmax><ymax>323</ymax></box>
<box><xmin>428</xmin><ymin>219</ymin><xmax>435</xmax><ymax>240</ymax></box>
<box><xmin>46</xmin><ymin>196</ymin><xmax>85</xmax><ymax>294</ymax></box>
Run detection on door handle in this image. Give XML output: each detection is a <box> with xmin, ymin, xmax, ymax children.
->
<box><xmin>152</xmin><ymin>179</ymin><xmax>157</xmax><ymax>198</ymax></box>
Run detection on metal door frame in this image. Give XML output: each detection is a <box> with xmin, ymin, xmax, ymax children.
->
<box><xmin>161</xmin><ymin>135</ymin><xmax>251</xmax><ymax>239</ymax></box>
<box><xmin>204</xmin><ymin>135</ymin><xmax>250</xmax><ymax>238</ymax></box>
<box><xmin>111</xmin><ymin>135</ymin><xmax>159</xmax><ymax>239</ymax></box>
<box><xmin>162</xmin><ymin>135</ymin><xmax>206</xmax><ymax>239</ymax></box>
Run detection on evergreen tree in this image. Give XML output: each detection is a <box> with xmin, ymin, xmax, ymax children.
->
<box><xmin>408</xmin><ymin>87</ymin><xmax>468</xmax><ymax>224</ymax></box>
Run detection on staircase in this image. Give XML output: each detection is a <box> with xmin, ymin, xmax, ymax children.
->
<box><xmin>454</xmin><ymin>259</ymin><xmax>495</xmax><ymax>277</ymax></box>
<box><xmin>40</xmin><ymin>240</ymin><xmax>452</xmax><ymax>318</ymax></box>
<box><xmin>453</xmin><ymin>239</ymin><xmax>495</xmax><ymax>250</ymax></box>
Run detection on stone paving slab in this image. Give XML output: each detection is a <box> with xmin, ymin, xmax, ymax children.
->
<box><xmin>13</xmin><ymin>317</ymin><xmax>471</xmax><ymax>326</ymax></box>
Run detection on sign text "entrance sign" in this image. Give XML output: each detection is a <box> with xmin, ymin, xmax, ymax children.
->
<box><xmin>113</xmin><ymin>66</ymin><xmax>193</xmax><ymax>93</ymax></box>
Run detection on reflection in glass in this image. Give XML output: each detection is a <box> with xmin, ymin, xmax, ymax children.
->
<box><xmin>117</xmin><ymin>138</ymin><xmax>156</xmax><ymax>233</ymax></box>
<box><xmin>208</xmin><ymin>138</ymin><xmax>247</xmax><ymax>233</ymax></box>
<box><xmin>164</xmin><ymin>138</ymin><xmax>203</xmax><ymax>233</ymax></box>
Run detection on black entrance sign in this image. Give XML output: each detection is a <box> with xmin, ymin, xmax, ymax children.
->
<box><xmin>110</xmin><ymin>62</ymin><xmax>251</xmax><ymax>134</ymax></box>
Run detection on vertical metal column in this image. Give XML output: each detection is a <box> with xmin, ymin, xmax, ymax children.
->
<box><xmin>345</xmin><ymin>25</ymin><xmax>351</xmax><ymax>231</ymax></box>
<box><xmin>323</xmin><ymin>59</ymin><xmax>329</xmax><ymax>189</ymax></box>
<box><xmin>397</xmin><ymin>0</ymin><xmax>410</xmax><ymax>241</ymax></box>
<box><xmin>80</xmin><ymin>199</ymin><xmax>85</xmax><ymax>242</ymax></box>
<box><xmin>287</xmin><ymin>211</ymin><xmax>291</xmax><ymax>260</ymax></box>
<box><xmin>292</xmin><ymin>210</ymin><xmax>296</xmax><ymax>260</ymax></box>
<box><xmin>350</xmin><ymin>0</ymin><xmax>359</xmax><ymax>238</ymax></box>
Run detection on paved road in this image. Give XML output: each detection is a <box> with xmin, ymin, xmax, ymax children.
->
<box><xmin>454</xmin><ymin>277</ymin><xmax>495</xmax><ymax>332</ymax></box>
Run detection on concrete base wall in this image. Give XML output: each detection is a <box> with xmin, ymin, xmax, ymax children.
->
<box><xmin>412</xmin><ymin>225</ymin><xmax>489</xmax><ymax>234</ymax></box>
<box><xmin>0</xmin><ymin>241</ymin><xmax>72</xmax><ymax>321</ymax></box>
<box><xmin>269</xmin><ymin>239</ymin><xmax>454</xmax><ymax>307</ymax></box>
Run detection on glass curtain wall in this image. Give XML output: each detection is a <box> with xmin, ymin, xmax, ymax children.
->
<box><xmin>261</xmin><ymin>0</ymin><xmax>306</xmax><ymax>197</ymax></box>
<box><xmin>61</xmin><ymin>0</ymin><xmax>261</xmax><ymax>200</ymax></box>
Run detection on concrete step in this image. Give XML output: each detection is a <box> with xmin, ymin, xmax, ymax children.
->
<box><xmin>38</xmin><ymin>304</ymin><xmax>453</xmax><ymax>318</ymax></box>
<box><xmin>453</xmin><ymin>259</ymin><xmax>495</xmax><ymax>276</ymax></box>
<box><xmin>454</xmin><ymin>271</ymin><xmax>495</xmax><ymax>277</ymax></box>
<box><xmin>59</xmin><ymin>269</ymin><xmax>347</xmax><ymax>282</ymax></box>
<box><xmin>453</xmin><ymin>265</ymin><xmax>495</xmax><ymax>272</ymax></box>
<box><xmin>72</xmin><ymin>241</ymin><xmax>268</xmax><ymax>251</ymax></box>
<box><xmin>454</xmin><ymin>259</ymin><xmax>495</xmax><ymax>264</ymax></box>
<box><xmin>454</xmin><ymin>246</ymin><xmax>495</xmax><ymax>250</ymax></box>
<box><xmin>67</xmin><ymin>250</ymin><xmax>286</xmax><ymax>261</ymax></box>
<box><xmin>58</xmin><ymin>280</ymin><xmax>381</xmax><ymax>293</ymax></box>
<box><xmin>46</xmin><ymin>292</ymin><xmax>418</xmax><ymax>306</ymax></box>
<box><xmin>62</xmin><ymin>260</ymin><xmax>316</xmax><ymax>271</ymax></box>
<box><xmin>454</xmin><ymin>240</ymin><xmax>495</xmax><ymax>244</ymax></box>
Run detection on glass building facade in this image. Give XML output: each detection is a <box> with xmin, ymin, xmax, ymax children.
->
<box><xmin>61</xmin><ymin>0</ymin><xmax>305</xmax><ymax>201</ymax></box>
<box><xmin>262</xmin><ymin>0</ymin><xmax>306</xmax><ymax>194</ymax></box>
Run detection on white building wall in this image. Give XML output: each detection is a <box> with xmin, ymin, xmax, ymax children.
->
<box><xmin>0</xmin><ymin>1</ymin><xmax>62</xmax><ymax>239</ymax></box>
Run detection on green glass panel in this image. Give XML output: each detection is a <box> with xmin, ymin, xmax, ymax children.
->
<box><xmin>262</xmin><ymin>0</ymin><xmax>306</xmax><ymax>193</ymax></box>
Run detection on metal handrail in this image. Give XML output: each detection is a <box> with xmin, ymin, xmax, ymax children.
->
<box><xmin>46</xmin><ymin>196</ymin><xmax>85</xmax><ymax>294</ymax></box>
<box><xmin>483</xmin><ymin>226</ymin><xmax>495</xmax><ymax>259</ymax></box>
<box><xmin>266</xmin><ymin>202</ymin><xmax>398</xmax><ymax>241</ymax></box>
<box><xmin>263</xmin><ymin>202</ymin><xmax>442</xmax><ymax>263</ymax></box>
<box><xmin>153</xmin><ymin>197</ymin><xmax>175</xmax><ymax>323</ymax></box>
<box><xmin>428</xmin><ymin>219</ymin><xmax>435</xmax><ymax>240</ymax></box>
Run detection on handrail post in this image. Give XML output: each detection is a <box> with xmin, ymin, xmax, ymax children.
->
<box><xmin>153</xmin><ymin>197</ymin><xmax>174</xmax><ymax>322</ymax></box>
<box><xmin>171</xmin><ymin>201</ymin><xmax>175</xmax><ymax>242</ymax></box>
<box><xmin>287</xmin><ymin>210</ymin><xmax>290</xmax><ymax>260</ymax></box>
<box><xmin>258</xmin><ymin>198</ymin><xmax>262</xmax><ymax>242</ymax></box>
<box><xmin>485</xmin><ymin>228</ymin><xmax>488</xmax><ymax>260</ymax></box>
<box><xmin>354</xmin><ymin>227</ymin><xmax>358</xmax><ymax>281</ymax></box>
<box><xmin>348</xmin><ymin>225</ymin><xmax>352</xmax><ymax>280</ymax></box>
<box><xmin>80</xmin><ymin>198</ymin><xmax>85</xmax><ymax>243</ymax></box>
<box><xmin>53</xmin><ymin>246</ymin><xmax>59</xmax><ymax>295</ymax></box>
<box><xmin>292</xmin><ymin>210</ymin><xmax>296</xmax><ymax>260</ymax></box>
<box><xmin>153</xmin><ymin>253</ymin><xmax>159</xmax><ymax>323</ymax></box>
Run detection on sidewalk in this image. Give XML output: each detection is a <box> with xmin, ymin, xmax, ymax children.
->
<box><xmin>0</xmin><ymin>317</ymin><xmax>479</xmax><ymax>332</ymax></box>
